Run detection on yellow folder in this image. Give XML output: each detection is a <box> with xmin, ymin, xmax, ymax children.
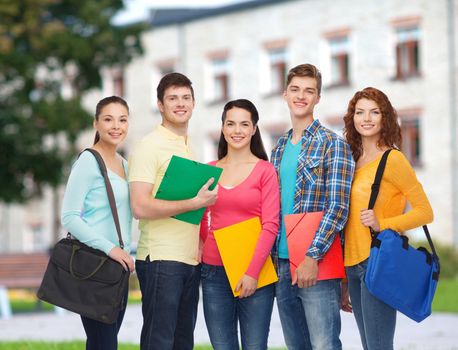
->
<box><xmin>213</xmin><ymin>217</ymin><xmax>278</xmax><ymax>297</ymax></box>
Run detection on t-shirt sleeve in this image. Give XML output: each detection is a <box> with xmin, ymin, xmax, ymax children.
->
<box><xmin>379</xmin><ymin>150</ymin><xmax>434</xmax><ymax>232</ymax></box>
<box><xmin>128</xmin><ymin>140</ymin><xmax>158</xmax><ymax>184</ymax></box>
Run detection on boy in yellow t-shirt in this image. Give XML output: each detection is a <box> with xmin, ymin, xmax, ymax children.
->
<box><xmin>129</xmin><ymin>73</ymin><xmax>218</xmax><ymax>350</ymax></box>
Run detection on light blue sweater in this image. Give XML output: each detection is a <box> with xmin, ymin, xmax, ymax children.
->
<box><xmin>61</xmin><ymin>150</ymin><xmax>132</xmax><ymax>254</ymax></box>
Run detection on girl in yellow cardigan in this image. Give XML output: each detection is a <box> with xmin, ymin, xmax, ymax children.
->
<box><xmin>342</xmin><ymin>87</ymin><xmax>433</xmax><ymax>350</ymax></box>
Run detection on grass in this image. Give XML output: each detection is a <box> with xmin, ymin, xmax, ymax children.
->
<box><xmin>7</xmin><ymin>289</ymin><xmax>142</xmax><ymax>313</ymax></box>
<box><xmin>1</xmin><ymin>282</ymin><xmax>456</xmax><ymax>350</ymax></box>
<box><xmin>8</xmin><ymin>290</ymin><xmax>53</xmax><ymax>313</ymax></box>
<box><xmin>8</xmin><ymin>279</ymin><xmax>458</xmax><ymax>314</ymax></box>
<box><xmin>0</xmin><ymin>342</ymin><xmax>213</xmax><ymax>350</ymax></box>
<box><xmin>432</xmin><ymin>278</ymin><xmax>458</xmax><ymax>313</ymax></box>
<box><xmin>0</xmin><ymin>342</ymin><xmax>286</xmax><ymax>350</ymax></box>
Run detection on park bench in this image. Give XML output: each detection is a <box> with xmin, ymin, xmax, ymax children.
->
<box><xmin>0</xmin><ymin>252</ymin><xmax>50</xmax><ymax>319</ymax></box>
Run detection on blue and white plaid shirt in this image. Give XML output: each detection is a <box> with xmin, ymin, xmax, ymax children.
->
<box><xmin>271</xmin><ymin>119</ymin><xmax>355</xmax><ymax>260</ymax></box>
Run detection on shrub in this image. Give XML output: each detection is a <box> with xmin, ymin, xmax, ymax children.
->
<box><xmin>412</xmin><ymin>240</ymin><xmax>458</xmax><ymax>279</ymax></box>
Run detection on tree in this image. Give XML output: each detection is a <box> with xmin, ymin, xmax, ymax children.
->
<box><xmin>0</xmin><ymin>0</ymin><xmax>145</xmax><ymax>203</ymax></box>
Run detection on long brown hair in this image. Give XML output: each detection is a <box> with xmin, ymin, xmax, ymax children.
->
<box><xmin>218</xmin><ymin>99</ymin><xmax>268</xmax><ymax>161</ymax></box>
<box><xmin>343</xmin><ymin>87</ymin><xmax>402</xmax><ymax>161</ymax></box>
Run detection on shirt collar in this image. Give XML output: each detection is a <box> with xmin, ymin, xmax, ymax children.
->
<box><xmin>303</xmin><ymin>119</ymin><xmax>321</xmax><ymax>137</ymax></box>
<box><xmin>156</xmin><ymin>124</ymin><xmax>188</xmax><ymax>142</ymax></box>
<box><xmin>285</xmin><ymin>118</ymin><xmax>321</xmax><ymax>141</ymax></box>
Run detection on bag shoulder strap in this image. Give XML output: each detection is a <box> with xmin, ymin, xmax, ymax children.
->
<box><xmin>368</xmin><ymin>149</ymin><xmax>392</xmax><ymax>210</ymax></box>
<box><xmin>368</xmin><ymin>149</ymin><xmax>439</xmax><ymax>273</ymax></box>
<box><xmin>83</xmin><ymin>148</ymin><xmax>124</xmax><ymax>249</ymax></box>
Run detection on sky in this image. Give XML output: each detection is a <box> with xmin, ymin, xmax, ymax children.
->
<box><xmin>114</xmin><ymin>0</ymin><xmax>248</xmax><ymax>24</ymax></box>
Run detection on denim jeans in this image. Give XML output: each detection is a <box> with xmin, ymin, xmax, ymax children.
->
<box><xmin>135</xmin><ymin>259</ymin><xmax>201</xmax><ymax>350</ymax></box>
<box><xmin>201</xmin><ymin>264</ymin><xmax>274</xmax><ymax>350</ymax></box>
<box><xmin>297</xmin><ymin>278</ymin><xmax>342</xmax><ymax>350</ymax></box>
<box><xmin>346</xmin><ymin>259</ymin><xmax>396</xmax><ymax>350</ymax></box>
<box><xmin>81</xmin><ymin>289</ymin><xmax>128</xmax><ymax>350</ymax></box>
<box><xmin>275</xmin><ymin>258</ymin><xmax>312</xmax><ymax>350</ymax></box>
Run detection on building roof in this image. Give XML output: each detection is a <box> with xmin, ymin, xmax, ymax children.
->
<box><xmin>148</xmin><ymin>0</ymin><xmax>299</xmax><ymax>27</ymax></box>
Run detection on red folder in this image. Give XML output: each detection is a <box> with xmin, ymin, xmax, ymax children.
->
<box><xmin>285</xmin><ymin>211</ymin><xmax>345</xmax><ymax>280</ymax></box>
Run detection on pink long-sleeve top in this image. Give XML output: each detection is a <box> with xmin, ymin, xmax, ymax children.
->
<box><xmin>200</xmin><ymin>159</ymin><xmax>280</xmax><ymax>279</ymax></box>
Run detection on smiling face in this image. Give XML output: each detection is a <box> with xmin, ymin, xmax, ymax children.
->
<box><xmin>283</xmin><ymin>76</ymin><xmax>321</xmax><ymax>120</ymax></box>
<box><xmin>222</xmin><ymin>107</ymin><xmax>256</xmax><ymax>152</ymax></box>
<box><xmin>93</xmin><ymin>102</ymin><xmax>129</xmax><ymax>147</ymax></box>
<box><xmin>158</xmin><ymin>85</ymin><xmax>195</xmax><ymax>128</ymax></box>
<box><xmin>353</xmin><ymin>98</ymin><xmax>382</xmax><ymax>141</ymax></box>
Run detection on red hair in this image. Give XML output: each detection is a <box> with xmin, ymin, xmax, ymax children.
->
<box><xmin>343</xmin><ymin>87</ymin><xmax>402</xmax><ymax>161</ymax></box>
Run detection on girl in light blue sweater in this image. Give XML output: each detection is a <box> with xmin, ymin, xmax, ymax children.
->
<box><xmin>61</xmin><ymin>96</ymin><xmax>134</xmax><ymax>350</ymax></box>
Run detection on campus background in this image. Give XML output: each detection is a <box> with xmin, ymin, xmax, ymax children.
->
<box><xmin>1</xmin><ymin>0</ymin><xmax>458</xmax><ymax>254</ymax></box>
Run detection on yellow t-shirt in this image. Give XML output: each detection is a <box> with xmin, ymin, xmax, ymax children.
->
<box><xmin>128</xmin><ymin>124</ymin><xmax>199</xmax><ymax>265</ymax></box>
<box><xmin>344</xmin><ymin>150</ymin><xmax>433</xmax><ymax>267</ymax></box>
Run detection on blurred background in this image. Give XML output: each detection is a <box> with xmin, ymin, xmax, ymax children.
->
<box><xmin>1</xmin><ymin>0</ymin><xmax>457</xmax><ymax>254</ymax></box>
<box><xmin>1</xmin><ymin>1</ymin><xmax>458</xmax><ymax>344</ymax></box>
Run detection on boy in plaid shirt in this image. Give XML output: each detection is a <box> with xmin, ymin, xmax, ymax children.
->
<box><xmin>271</xmin><ymin>64</ymin><xmax>355</xmax><ymax>350</ymax></box>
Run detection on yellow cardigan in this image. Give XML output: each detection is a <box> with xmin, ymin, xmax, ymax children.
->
<box><xmin>344</xmin><ymin>150</ymin><xmax>433</xmax><ymax>267</ymax></box>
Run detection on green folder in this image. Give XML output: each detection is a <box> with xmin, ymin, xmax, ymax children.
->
<box><xmin>155</xmin><ymin>155</ymin><xmax>223</xmax><ymax>225</ymax></box>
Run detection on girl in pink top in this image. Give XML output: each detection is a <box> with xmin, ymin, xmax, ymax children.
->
<box><xmin>200</xmin><ymin>99</ymin><xmax>280</xmax><ymax>350</ymax></box>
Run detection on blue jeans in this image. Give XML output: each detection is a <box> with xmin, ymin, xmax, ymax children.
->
<box><xmin>275</xmin><ymin>259</ymin><xmax>312</xmax><ymax>350</ymax></box>
<box><xmin>297</xmin><ymin>278</ymin><xmax>342</xmax><ymax>350</ymax></box>
<box><xmin>81</xmin><ymin>290</ymin><xmax>128</xmax><ymax>350</ymax></box>
<box><xmin>136</xmin><ymin>259</ymin><xmax>201</xmax><ymax>350</ymax></box>
<box><xmin>201</xmin><ymin>264</ymin><xmax>274</xmax><ymax>350</ymax></box>
<box><xmin>346</xmin><ymin>259</ymin><xmax>396</xmax><ymax>350</ymax></box>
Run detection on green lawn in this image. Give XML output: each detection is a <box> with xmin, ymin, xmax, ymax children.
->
<box><xmin>432</xmin><ymin>278</ymin><xmax>458</xmax><ymax>313</ymax></box>
<box><xmin>9</xmin><ymin>278</ymin><xmax>458</xmax><ymax>314</ymax></box>
<box><xmin>0</xmin><ymin>342</ymin><xmax>212</xmax><ymax>350</ymax></box>
<box><xmin>0</xmin><ymin>342</ymin><xmax>285</xmax><ymax>350</ymax></box>
<box><xmin>1</xmin><ymin>280</ymin><xmax>457</xmax><ymax>350</ymax></box>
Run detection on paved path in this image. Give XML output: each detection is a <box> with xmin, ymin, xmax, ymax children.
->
<box><xmin>1</xmin><ymin>300</ymin><xmax>457</xmax><ymax>349</ymax></box>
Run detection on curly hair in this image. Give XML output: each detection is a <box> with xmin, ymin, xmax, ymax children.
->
<box><xmin>343</xmin><ymin>87</ymin><xmax>402</xmax><ymax>161</ymax></box>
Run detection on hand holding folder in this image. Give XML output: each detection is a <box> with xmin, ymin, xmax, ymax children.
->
<box><xmin>155</xmin><ymin>155</ymin><xmax>223</xmax><ymax>225</ymax></box>
<box><xmin>213</xmin><ymin>217</ymin><xmax>278</xmax><ymax>297</ymax></box>
<box><xmin>284</xmin><ymin>211</ymin><xmax>345</xmax><ymax>281</ymax></box>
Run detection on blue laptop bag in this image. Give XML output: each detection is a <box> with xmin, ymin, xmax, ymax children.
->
<box><xmin>363</xmin><ymin>150</ymin><xmax>440</xmax><ymax>322</ymax></box>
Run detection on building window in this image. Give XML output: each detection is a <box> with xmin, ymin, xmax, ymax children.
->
<box><xmin>152</xmin><ymin>59</ymin><xmax>176</xmax><ymax>111</ymax></box>
<box><xmin>158</xmin><ymin>64</ymin><xmax>175</xmax><ymax>76</ymax></box>
<box><xmin>205</xmin><ymin>53</ymin><xmax>230</xmax><ymax>104</ymax></box>
<box><xmin>400</xmin><ymin>117</ymin><xmax>421</xmax><ymax>166</ymax></box>
<box><xmin>329</xmin><ymin>36</ymin><xmax>350</xmax><ymax>87</ymax></box>
<box><xmin>209</xmin><ymin>132</ymin><xmax>220</xmax><ymax>159</ymax></box>
<box><xmin>267</xmin><ymin>48</ymin><xmax>287</xmax><ymax>94</ymax></box>
<box><xmin>395</xmin><ymin>26</ymin><xmax>420</xmax><ymax>79</ymax></box>
<box><xmin>112</xmin><ymin>70</ymin><xmax>124</xmax><ymax>97</ymax></box>
<box><xmin>264</xmin><ymin>123</ymin><xmax>289</xmax><ymax>152</ymax></box>
<box><xmin>324</xmin><ymin>115</ymin><xmax>345</xmax><ymax>137</ymax></box>
<box><xmin>212</xmin><ymin>58</ymin><xmax>229</xmax><ymax>103</ymax></box>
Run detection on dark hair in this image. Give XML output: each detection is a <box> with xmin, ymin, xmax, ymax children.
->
<box><xmin>286</xmin><ymin>63</ymin><xmax>322</xmax><ymax>95</ymax></box>
<box><xmin>93</xmin><ymin>96</ymin><xmax>129</xmax><ymax>145</ymax></box>
<box><xmin>343</xmin><ymin>87</ymin><xmax>402</xmax><ymax>161</ymax></box>
<box><xmin>156</xmin><ymin>72</ymin><xmax>194</xmax><ymax>103</ymax></box>
<box><xmin>217</xmin><ymin>99</ymin><xmax>268</xmax><ymax>161</ymax></box>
